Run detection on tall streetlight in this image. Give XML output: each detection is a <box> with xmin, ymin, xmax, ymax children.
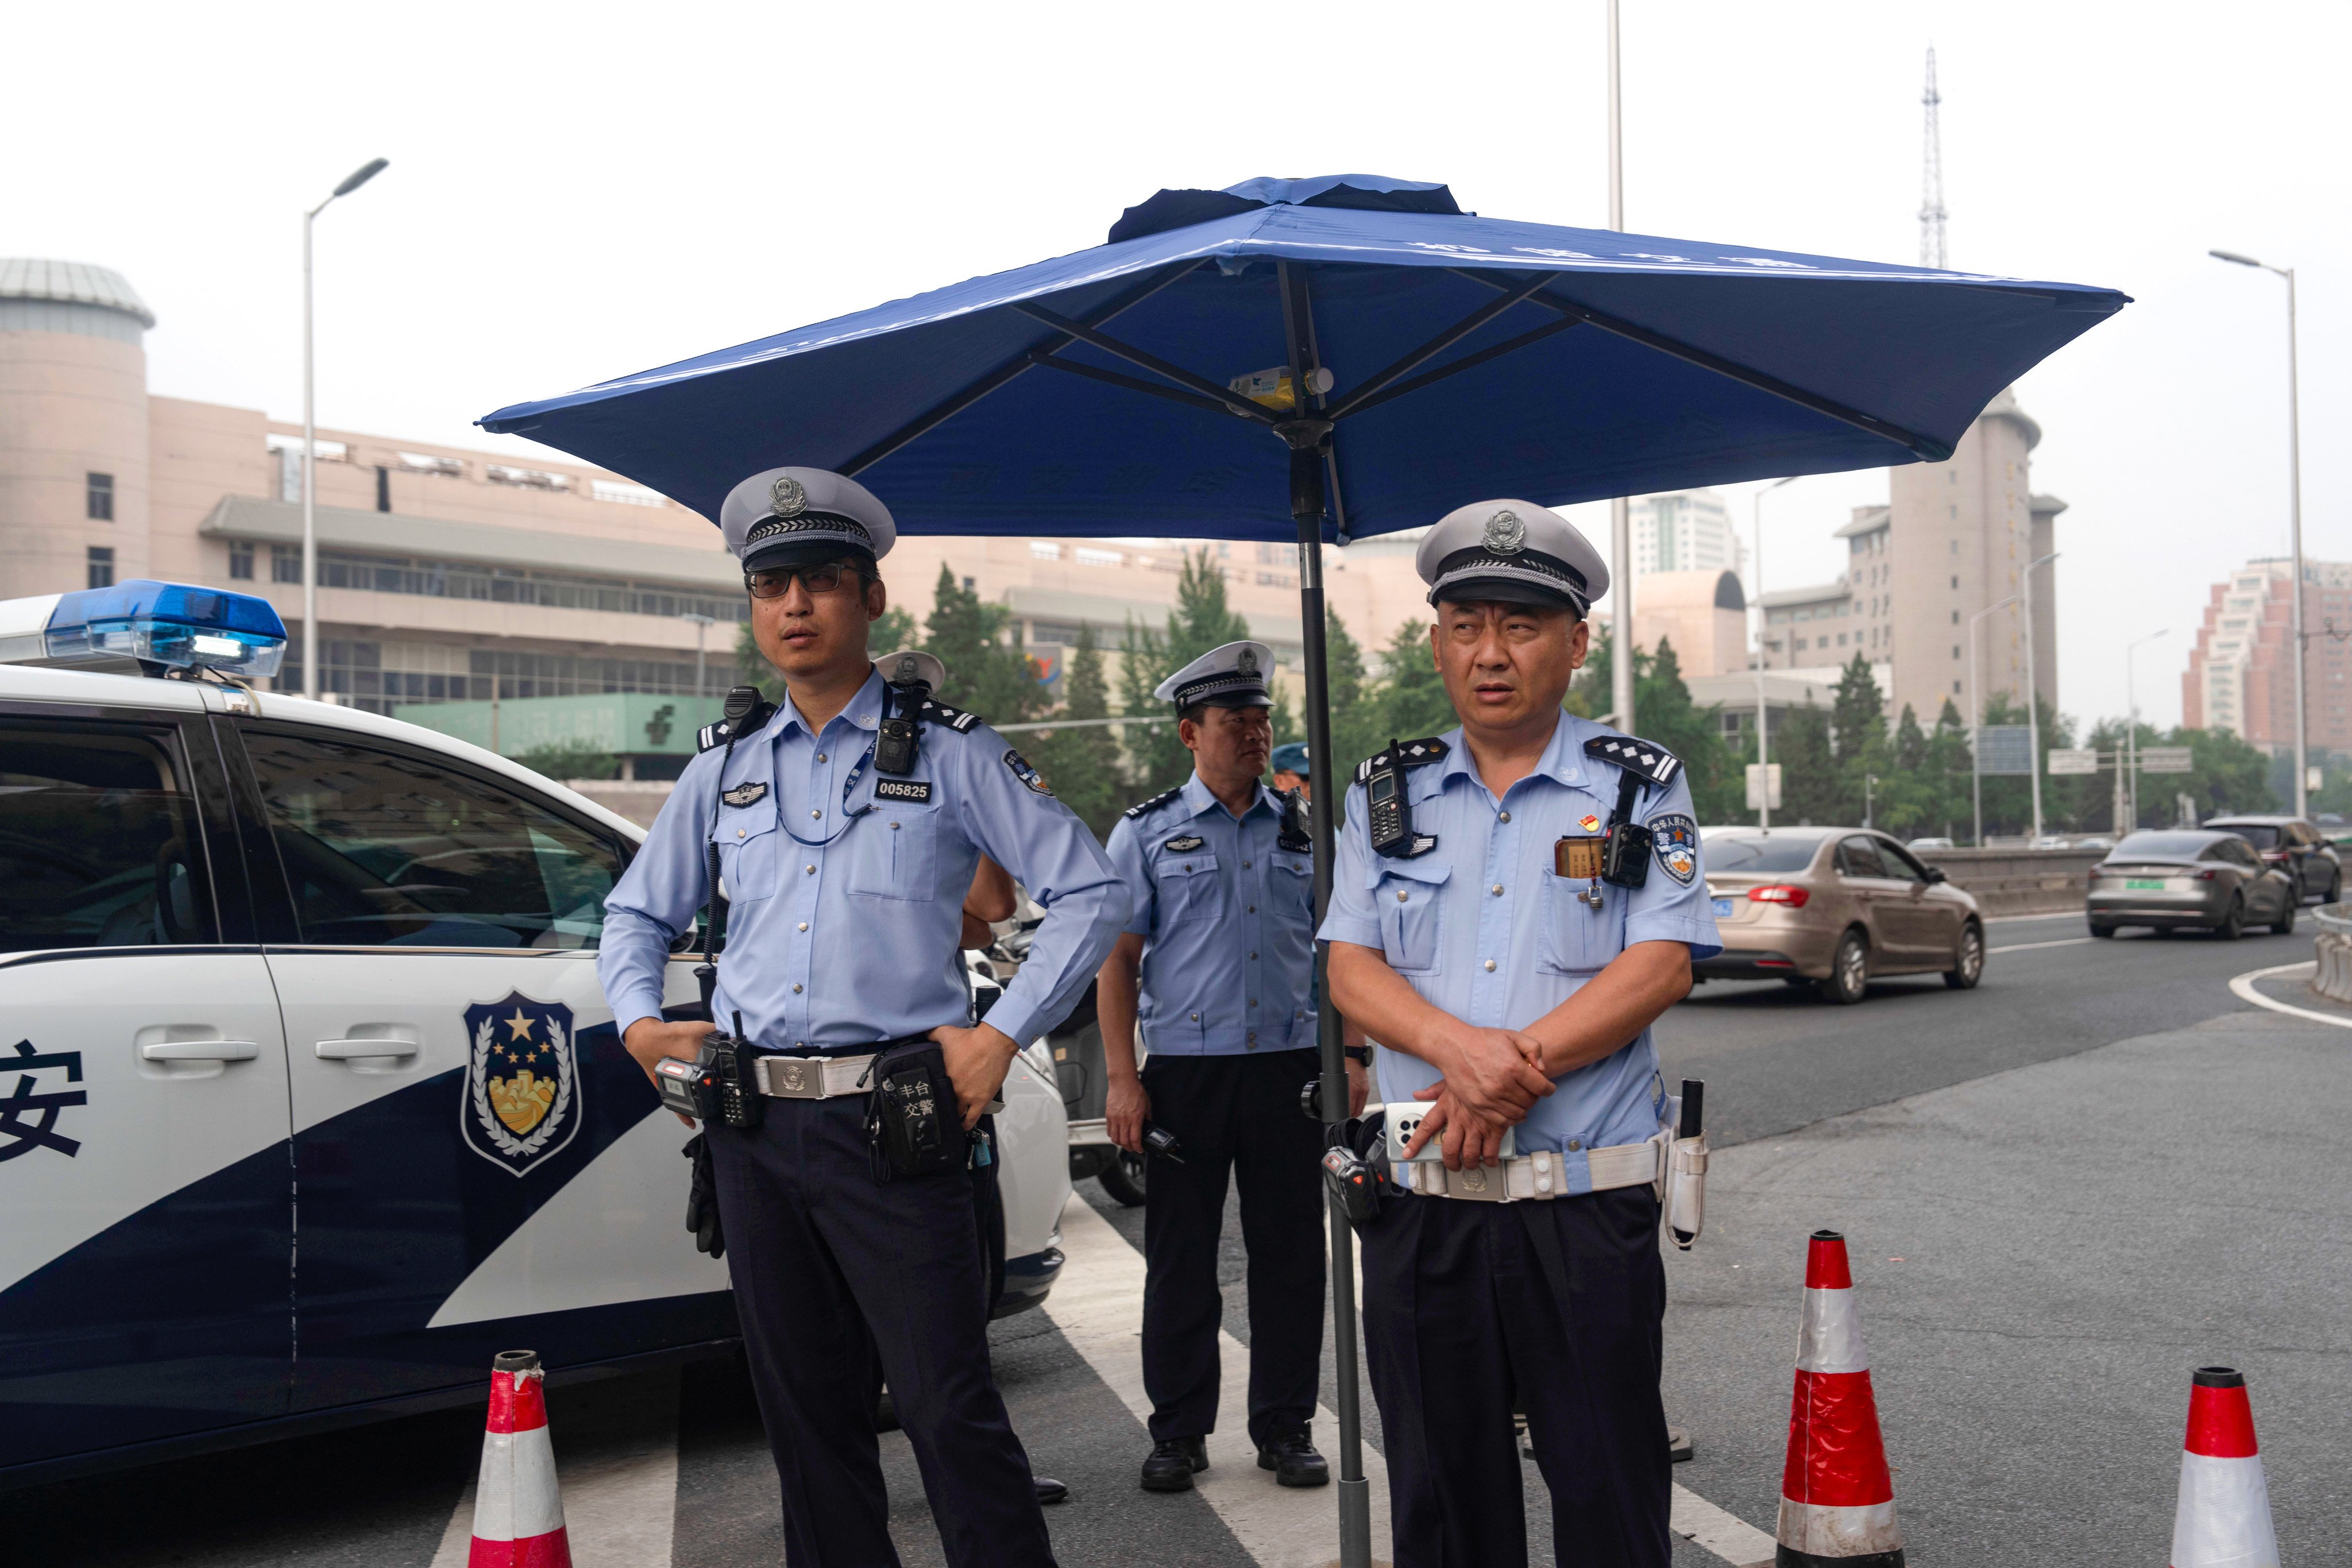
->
<box><xmin>2125</xmin><ymin>628</ymin><xmax>2170</xmax><ymax>831</ymax></box>
<box><xmin>301</xmin><ymin>157</ymin><xmax>389</xmax><ymax>700</ymax></box>
<box><xmin>1968</xmin><ymin>594</ymin><xmax>2018</xmax><ymax>847</ymax></box>
<box><xmin>2022</xmin><ymin>550</ymin><xmax>2059</xmax><ymax>844</ymax></box>
<box><xmin>1605</xmin><ymin>0</ymin><xmax>1635</xmax><ymax>733</ymax></box>
<box><xmin>680</xmin><ymin>612</ymin><xmax>717</xmax><ymax>707</ymax></box>
<box><xmin>2211</xmin><ymin>248</ymin><xmax>2307</xmax><ymax>816</ymax></box>
<box><xmin>1751</xmin><ymin>476</ymin><xmax>1797</xmax><ymax>827</ymax></box>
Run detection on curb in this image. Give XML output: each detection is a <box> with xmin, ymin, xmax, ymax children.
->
<box><xmin>2227</xmin><ymin>960</ymin><xmax>2352</xmax><ymax>1030</ymax></box>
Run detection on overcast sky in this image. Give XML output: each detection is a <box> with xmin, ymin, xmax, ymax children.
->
<box><xmin>7</xmin><ymin>1</ymin><xmax>2342</xmax><ymax>728</ymax></box>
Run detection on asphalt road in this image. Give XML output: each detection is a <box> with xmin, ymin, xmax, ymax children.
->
<box><xmin>7</xmin><ymin>910</ymin><xmax>2335</xmax><ymax>1566</ymax></box>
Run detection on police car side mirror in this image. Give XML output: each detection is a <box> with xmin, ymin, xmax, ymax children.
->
<box><xmin>1922</xmin><ymin>867</ymin><xmax>1947</xmax><ymax>885</ymax></box>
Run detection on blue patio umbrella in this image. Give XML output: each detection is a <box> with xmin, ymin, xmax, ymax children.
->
<box><xmin>481</xmin><ymin>173</ymin><xmax>2124</xmax><ymax>1559</ymax></box>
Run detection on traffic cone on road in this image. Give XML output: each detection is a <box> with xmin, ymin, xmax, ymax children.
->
<box><xmin>2169</xmin><ymin>1366</ymin><xmax>2279</xmax><ymax>1568</ymax></box>
<box><xmin>1775</xmin><ymin>1231</ymin><xmax>1904</xmax><ymax>1566</ymax></box>
<box><xmin>466</xmin><ymin>1349</ymin><xmax>573</xmax><ymax>1568</ymax></box>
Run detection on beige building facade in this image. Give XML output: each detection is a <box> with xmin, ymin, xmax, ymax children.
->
<box><xmin>2</xmin><ymin>258</ymin><xmax>1430</xmax><ymax>768</ymax></box>
<box><xmin>2184</xmin><ymin>558</ymin><xmax>2352</xmax><ymax>754</ymax></box>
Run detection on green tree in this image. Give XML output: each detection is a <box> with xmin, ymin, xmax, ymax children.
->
<box><xmin>512</xmin><ymin>740</ymin><xmax>620</xmax><ymax>781</ymax></box>
<box><xmin>1117</xmin><ymin>549</ymin><xmax>1255</xmax><ymax>797</ymax></box>
<box><xmin>1776</xmin><ymin>704</ymin><xmax>1840</xmax><ymax>825</ymax></box>
<box><xmin>1025</xmin><ymin>624</ymin><xmax>1126</xmax><ymax>840</ymax></box>
<box><xmin>1631</xmin><ymin>638</ymin><xmax>1741</xmax><ymax>822</ymax></box>
<box><xmin>920</xmin><ymin>563</ymin><xmax>1044</xmax><ymax>724</ymax></box>
<box><xmin>1370</xmin><ymin>616</ymin><xmax>1457</xmax><ymax>746</ymax></box>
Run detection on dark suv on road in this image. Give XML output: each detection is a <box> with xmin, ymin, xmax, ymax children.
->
<box><xmin>2202</xmin><ymin>815</ymin><xmax>2342</xmax><ymax>904</ymax></box>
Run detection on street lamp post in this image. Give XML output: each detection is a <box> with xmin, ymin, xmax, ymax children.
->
<box><xmin>2125</xmin><ymin>628</ymin><xmax>2170</xmax><ymax>831</ymax></box>
<box><xmin>301</xmin><ymin>156</ymin><xmax>389</xmax><ymax>701</ymax></box>
<box><xmin>2211</xmin><ymin>249</ymin><xmax>2308</xmax><ymax>817</ymax></box>
<box><xmin>1752</xmin><ymin>477</ymin><xmax>1796</xmax><ymax>828</ymax></box>
<box><xmin>2022</xmin><ymin>550</ymin><xmax>2059</xmax><ymax>843</ymax></box>
<box><xmin>1968</xmin><ymin>594</ymin><xmax>2018</xmax><ymax>847</ymax></box>
<box><xmin>1605</xmin><ymin>0</ymin><xmax>1635</xmax><ymax>735</ymax></box>
<box><xmin>680</xmin><ymin>612</ymin><xmax>717</xmax><ymax>706</ymax></box>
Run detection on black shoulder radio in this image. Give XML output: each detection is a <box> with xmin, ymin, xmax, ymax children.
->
<box><xmin>1356</xmin><ymin>736</ymin><xmax>1450</xmax><ymax>859</ymax></box>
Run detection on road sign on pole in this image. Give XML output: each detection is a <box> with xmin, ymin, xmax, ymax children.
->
<box><xmin>2139</xmin><ymin>747</ymin><xmax>2194</xmax><ymax>775</ymax></box>
<box><xmin>1975</xmin><ymin>725</ymin><xmax>2034</xmax><ymax>776</ymax></box>
<box><xmin>1746</xmin><ymin>762</ymin><xmax>1783</xmax><ymax>810</ymax></box>
<box><xmin>2047</xmin><ymin>748</ymin><xmax>2100</xmax><ymax>776</ymax></box>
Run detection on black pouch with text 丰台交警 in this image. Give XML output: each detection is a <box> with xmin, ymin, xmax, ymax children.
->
<box><xmin>864</xmin><ymin>1041</ymin><xmax>965</xmax><ymax>1182</ymax></box>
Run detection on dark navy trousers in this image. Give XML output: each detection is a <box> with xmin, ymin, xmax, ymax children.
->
<box><xmin>708</xmin><ymin>1095</ymin><xmax>1055</xmax><ymax>1568</ymax></box>
<box><xmin>1359</xmin><ymin>1185</ymin><xmax>1670</xmax><ymax>1568</ymax></box>
<box><xmin>1138</xmin><ymin>1048</ymin><xmax>1326</xmax><ymax>1447</ymax></box>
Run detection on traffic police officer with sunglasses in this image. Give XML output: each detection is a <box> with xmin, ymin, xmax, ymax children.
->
<box><xmin>1319</xmin><ymin>499</ymin><xmax>1721</xmax><ymax>1568</ymax></box>
<box><xmin>601</xmin><ymin>467</ymin><xmax>1127</xmax><ymax>1568</ymax></box>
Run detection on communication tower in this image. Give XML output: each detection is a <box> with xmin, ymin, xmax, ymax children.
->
<box><xmin>1920</xmin><ymin>47</ymin><xmax>1948</xmax><ymax>269</ymax></box>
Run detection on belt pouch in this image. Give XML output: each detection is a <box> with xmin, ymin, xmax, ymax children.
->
<box><xmin>865</xmin><ymin>1041</ymin><xmax>963</xmax><ymax>1182</ymax></box>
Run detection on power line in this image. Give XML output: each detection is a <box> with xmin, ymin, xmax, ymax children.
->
<box><xmin>1920</xmin><ymin>45</ymin><xmax>1948</xmax><ymax>269</ymax></box>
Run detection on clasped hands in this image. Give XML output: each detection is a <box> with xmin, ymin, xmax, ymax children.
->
<box><xmin>1399</xmin><ymin>1024</ymin><xmax>1555</xmax><ymax>1171</ymax></box>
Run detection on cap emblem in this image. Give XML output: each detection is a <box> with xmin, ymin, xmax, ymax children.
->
<box><xmin>893</xmin><ymin>654</ymin><xmax>921</xmax><ymax>682</ymax></box>
<box><xmin>1237</xmin><ymin>647</ymin><xmax>1260</xmax><ymax>676</ymax></box>
<box><xmin>768</xmin><ymin>475</ymin><xmax>808</xmax><ymax>517</ymax></box>
<box><xmin>1484</xmin><ymin>509</ymin><xmax>1526</xmax><ymax>554</ymax></box>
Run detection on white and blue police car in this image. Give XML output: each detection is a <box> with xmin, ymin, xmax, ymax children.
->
<box><xmin>0</xmin><ymin>581</ymin><xmax>1071</xmax><ymax>1485</ymax></box>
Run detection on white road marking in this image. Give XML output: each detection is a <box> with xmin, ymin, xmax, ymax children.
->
<box><xmin>430</xmin><ymin>1370</ymin><xmax>679</xmax><ymax>1568</ymax></box>
<box><xmin>1670</xmin><ymin>1483</ymin><xmax>1780</xmax><ymax>1566</ymax></box>
<box><xmin>1988</xmin><ymin>936</ymin><xmax>2096</xmax><ymax>953</ymax></box>
<box><xmin>2229</xmin><ymin>960</ymin><xmax>2352</xmax><ymax>1029</ymax></box>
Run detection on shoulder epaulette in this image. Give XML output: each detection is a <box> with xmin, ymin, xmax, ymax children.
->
<box><xmin>1584</xmin><ymin>732</ymin><xmax>1682</xmax><ymax>789</ymax></box>
<box><xmin>1123</xmin><ymin>786</ymin><xmax>1184</xmax><ymax>820</ymax></box>
<box><xmin>698</xmin><ymin>696</ymin><xmax>778</xmax><ymax>752</ymax></box>
<box><xmin>918</xmin><ymin>696</ymin><xmax>984</xmax><ymax>733</ymax></box>
<box><xmin>1354</xmin><ymin>736</ymin><xmax>1451</xmax><ymax>785</ymax></box>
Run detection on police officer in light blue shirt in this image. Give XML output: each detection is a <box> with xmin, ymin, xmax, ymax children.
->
<box><xmin>601</xmin><ymin>466</ymin><xmax>1127</xmax><ymax>1568</ymax></box>
<box><xmin>1320</xmin><ymin>499</ymin><xmax>1721</xmax><ymax>1568</ymax></box>
<box><xmin>1098</xmin><ymin>641</ymin><xmax>1366</xmax><ymax>1494</ymax></box>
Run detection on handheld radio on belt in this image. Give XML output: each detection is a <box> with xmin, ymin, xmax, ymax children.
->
<box><xmin>655</xmin><ymin>1011</ymin><xmax>764</xmax><ymax>1130</ymax></box>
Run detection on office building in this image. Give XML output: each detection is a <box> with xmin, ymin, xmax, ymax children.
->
<box><xmin>2184</xmin><ymin>558</ymin><xmax>2352</xmax><ymax>752</ymax></box>
<box><xmin>1631</xmin><ymin>489</ymin><xmax>1744</xmax><ymax>584</ymax></box>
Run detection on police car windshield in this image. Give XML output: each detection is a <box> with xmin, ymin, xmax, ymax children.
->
<box><xmin>1704</xmin><ymin>836</ymin><xmax>1822</xmax><ymax>874</ymax></box>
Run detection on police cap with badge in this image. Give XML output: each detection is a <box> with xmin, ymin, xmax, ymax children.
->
<box><xmin>1414</xmin><ymin>497</ymin><xmax>1608</xmax><ymax>617</ymax></box>
<box><xmin>721</xmin><ymin>465</ymin><xmax>899</xmax><ymax>578</ymax></box>
<box><xmin>1154</xmin><ymin>640</ymin><xmax>1277</xmax><ymax>714</ymax></box>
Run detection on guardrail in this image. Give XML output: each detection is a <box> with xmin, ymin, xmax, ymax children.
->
<box><xmin>1913</xmin><ymin>847</ymin><xmax>2104</xmax><ymax>918</ymax></box>
<box><xmin>2312</xmin><ymin>902</ymin><xmax>2352</xmax><ymax>1002</ymax></box>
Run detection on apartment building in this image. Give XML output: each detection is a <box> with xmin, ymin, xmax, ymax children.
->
<box><xmin>2184</xmin><ymin>558</ymin><xmax>2352</xmax><ymax>752</ymax></box>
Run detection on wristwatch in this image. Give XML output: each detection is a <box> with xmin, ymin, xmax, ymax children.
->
<box><xmin>1342</xmin><ymin>1046</ymin><xmax>1370</xmax><ymax>1064</ymax></box>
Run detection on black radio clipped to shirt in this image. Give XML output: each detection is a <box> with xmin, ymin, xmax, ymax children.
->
<box><xmin>1355</xmin><ymin>736</ymin><xmax>1450</xmax><ymax>859</ymax></box>
<box><xmin>654</xmin><ymin>1011</ymin><xmax>765</xmax><ymax>1131</ymax></box>
<box><xmin>874</xmin><ymin>654</ymin><xmax>933</xmax><ymax>778</ymax></box>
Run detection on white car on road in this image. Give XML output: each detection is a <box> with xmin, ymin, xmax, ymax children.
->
<box><xmin>0</xmin><ymin>580</ymin><xmax>1069</xmax><ymax>1486</ymax></box>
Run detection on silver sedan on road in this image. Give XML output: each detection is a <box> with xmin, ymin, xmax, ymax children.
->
<box><xmin>2086</xmin><ymin>829</ymin><xmax>2299</xmax><ymax>939</ymax></box>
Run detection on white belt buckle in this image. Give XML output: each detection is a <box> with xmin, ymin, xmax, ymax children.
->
<box><xmin>760</xmin><ymin>1055</ymin><xmax>830</xmax><ymax>1099</ymax></box>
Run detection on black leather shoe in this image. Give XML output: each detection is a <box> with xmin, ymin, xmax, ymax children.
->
<box><xmin>1256</xmin><ymin>1430</ymin><xmax>1330</xmax><ymax>1488</ymax></box>
<box><xmin>1033</xmin><ymin>1476</ymin><xmax>1069</xmax><ymax>1505</ymax></box>
<box><xmin>1140</xmin><ymin>1436</ymin><xmax>1208</xmax><ymax>1492</ymax></box>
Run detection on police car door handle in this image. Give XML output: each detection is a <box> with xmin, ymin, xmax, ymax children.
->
<box><xmin>138</xmin><ymin>1039</ymin><xmax>262</xmax><ymax>1064</ymax></box>
<box><xmin>314</xmin><ymin>1038</ymin><xmax>420</xmax><ymax>1061</ymax></box>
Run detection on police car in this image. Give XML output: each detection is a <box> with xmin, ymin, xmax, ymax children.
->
<box><xmin>0</xmin><ymin>581</ymin><xmax>1071</xmax><ymax>1485</ymax></box>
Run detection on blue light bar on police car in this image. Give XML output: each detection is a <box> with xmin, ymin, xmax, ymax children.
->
<box><xmin>0</xmin><ymin>580</ymin><xmax>288</xmax><ymax>677</ymax></box>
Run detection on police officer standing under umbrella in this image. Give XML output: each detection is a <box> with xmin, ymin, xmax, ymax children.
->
<box><xmin>1320</xmin><ymin>500</ymin><xmax>1720</xmax><ymax>1568</ymax></box>
<box><xmin>1099</xmin><ymin>642</ymin><xmax>1367</xmax><ymax>1494</ymax></box>
<box><xmin>601</xmin><ymin>468</ymin><xmax>1126</xmax><ymax>1568</ymax></box>
<box><xmin>1270</xmin><ymin>740</ymin><xmax>1312</xmax><ymax>799</ymax></box>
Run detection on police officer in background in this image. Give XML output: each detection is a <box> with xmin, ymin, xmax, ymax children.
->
<box><xmin>1270</xmin><ymin>740</ymin><xmax>1312</xmax><ymax>799</ymax></box>
<box><xmin>601</xmin><ymin>468</ymin><xmax>1126</xmax><ymax>1568</ymax></box>
<box><xmin>1319</xmin><ymin>500</ymin><xmax>1721</xmax><ymax>1568</ymax></box>
<box><xmin>1099</xmin><ymin>642</ymin><xmax>1367</xmax><ymax>1494</ymax></box>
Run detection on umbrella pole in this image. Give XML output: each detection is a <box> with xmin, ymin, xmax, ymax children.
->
<box><xmin>1289</xmin><ymin>443</ymin><xmax>1373</xmax><ymax>1568</ymax></box>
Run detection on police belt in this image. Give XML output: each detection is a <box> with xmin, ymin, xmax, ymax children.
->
<box><xmin>752</xmin><ymin>1053</ymin><xmax>880</xmax><ymax>1099</ymax></box>
<box><xmin>1392</xmin><ymin>1130</ymin><xmax>1668</xmax><ymax>1202</ymax></box>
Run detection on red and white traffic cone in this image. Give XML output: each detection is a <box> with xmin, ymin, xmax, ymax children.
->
<box><xmin>2169</xmin><ymin>1366</ymin><xmax>2279</xmax><ymax>1568</ymax></box>
<box><xmin>1775</xmin><ymin>1230</ymin><xmax>1904</xmax><ymax>1566</ymax></box>
<box><xmin>466</xmin><ymin>1349</ymin><xmax>572</xmax><ymax>1568</ymax></box>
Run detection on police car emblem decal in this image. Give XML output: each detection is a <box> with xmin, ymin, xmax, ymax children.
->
<box><xmin>768</xmin><ymin>474</ymin><xmax>808</xmax><ymax>516</ymax></box>
<box><xmin>875</xmin><ymin>778</ymin><xmax>933</xmax><ymax>802</ymax></box>
<box><xmin>723</xmin><ymin>781</ymin><xmax>768</xmax><ymax>808</ymax></box>
<box><xmin>1002</xmin><ymin>747</ymin><xmax>1052</xmax><ymax>797</ymax></box>
<box><xmin>460</xmin><ymin>992</ymin><xmax>581</xmax><ymax>1177</ymax></box>
<box><xmin>2</xmin><ymin>1038</ymin><xmax>86</xmax><ymax>1162</ymax></box>
<box><xmin>1484</xmin><ymin>508</ymin><xmax>1525</xmax><ymax>554</ymax></box>
<box><xmin>1164</xmin><ymin>834</ymin><xmax>1205</xmax><ymax>852</ymax></box>
<box><xmin>1651</xmin><ymin>814</ymin><xmax>1700</xmax><ymax>885</ymax></box>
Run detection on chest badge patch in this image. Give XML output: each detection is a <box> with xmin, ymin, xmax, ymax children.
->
<box><xmin>1650</xmin><ymin>813</ymin><xmax>1700</xmax><ymax>885</ymax></box>
<box><xmin>1002</xmin><ymin>747</ymin><xmax>1053</xmax><ymax>797</ymax></box>
<box><xmin>461</xmin><ymin>992</ymin><xmax>581</xmax><ymax>1177</ymax></box>
<box><xmin>1578</xmin><ymin>813</ymin><xmax>1601</xmax><ymax>833</ymax></box>
<box><xmin>874</xmin><ymin>778</ymin><xmax>933</xmax><ymax>804</ymax></box>
<box><xmin>1163</xmin><ymin>834</ymin><xmax>1206</xmax><ymax>853</ymax></box>
<box><xmin>723</xmin><ymin>781</ymin><xmax>769</xmax><ymax>809</ymax></box>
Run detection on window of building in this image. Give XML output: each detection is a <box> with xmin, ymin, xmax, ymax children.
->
<box><xmin>284</xmin><ymin>546</ymin><xmax>747</xmax><ymax>626</ymax></box>
<box><xmin>1953</xmin><ymin>645</ymin><xmax>1961</xmax><ymax>659</ymax></box>
<box><xmin>1951</xmin><ymin>610</ymin><xmax>1959</xmax><ymax>624</ymax></box>
<box><xmin>1029</xmin><ymin>540</ymin><xmax>1063</xmax><ymax>560</ymax></box>
<box><xmin>273</xmin><ymin>544</ymin><xmax>303</xmax><ymax>584</ymax></box>
<box><xmin>86</xmin><ymin>473</ymin><xmax>114</xmax><ymax>521</ymax></box>
<box><xmin>1953</xmin><ymin>680</ymin><xmax>1962</xmax><ymax>695</ymax></box>
<box><xmin>485</xmin><ymin>465</ymin><xmax>570</xmax><ymax>491</ymax></box>
<box><xmin>229</xmin><ymin>542</ymin><xmax>255</xmax><ymax>580</ymax></box>
<box><xmin>86</xmin><ymin>546</ymin><xmax>114</xmax><ymax>589</ymax></box>
<box><xmin>1951</xmin><ymin>575</ymin><xmax>1959</xmax><ymax>589</ymax></box>
<box><xmin>591</xmin><ymin>479</ymin><xmax>666</xmax><ymax>507</ymax></box>
<box><xmin>396</xmin><ymin>451</ymin><xmax>466</xmax><ymax>478</ymax></box>
<box><xmin>1075</xmin><ymin>547</ymin><xmax>1123</xmax><ymax>568</ymax></box>
<box><xmin>962</xmin><ymin>576</ymin><xmax>977</xmax><ymax>590</ymax></box>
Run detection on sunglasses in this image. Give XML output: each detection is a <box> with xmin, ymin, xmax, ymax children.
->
<box><xmin>747</xmin><ymin>562</ymin><xmax>862</xmax><ymax>599</ymax></box>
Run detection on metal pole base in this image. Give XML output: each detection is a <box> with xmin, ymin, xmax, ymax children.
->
<box><xmin>1334</xmin><ymin>1474</ymin><xmax>1373</xmax><ymax>1568</ymax></box>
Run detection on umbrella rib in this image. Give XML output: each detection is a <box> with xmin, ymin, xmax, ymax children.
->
<box><xmin>839</xmin><ymin>260</ymin><xmax>1202</xmax><ymax>477</ymax></box>
<box><xmin>1447</xmin><ymin>268</ymin><xmax>1952</xmax><ymax>461</ymax></box>
<box><xmin>1319</xmin><ymin>271</ymin><xmax>1561</xmax><ymax>422</ymax></box>
<box><xmin>1327</xmin><ymin>315</ymin><xmax>1584</xmax><ymax>423</ymax></box>
<box><xmin>1022</xmin><ymin>352</ymin><xmax>1241</xmax><ymax>420</ymax></box>
<box><xmin>1009</xmin><ymin>302</ymin><xmax>1281</xmax><ymax>427</ymax></box>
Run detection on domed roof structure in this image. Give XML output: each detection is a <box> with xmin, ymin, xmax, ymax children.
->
<box><xmin>0</xmin><ymin>258</ymin><xmax>155</xmax><ymax>328</ymax></box>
